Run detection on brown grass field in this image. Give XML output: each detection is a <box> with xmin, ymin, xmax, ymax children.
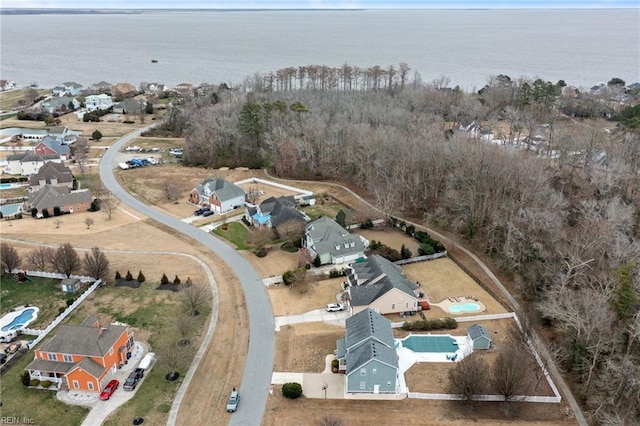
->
<box><xmin>268</xmin><ymin>277</ymin><xmax>344</xmax><ymax>316</ymax></box>
<box><xmin>274</xmin><ymin>323</ymin><xmax>344</xmax><ymax>373</ymax></box>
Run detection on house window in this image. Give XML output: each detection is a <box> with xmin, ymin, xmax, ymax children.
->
<box><xmin>109</xmin><ymin>347</ymin><xmax>114</xmax><ymax>355</ymax></box>
<box><xmin>350</xmin><ymin>242</ymin><xmax>355</xmax><ymax>248</ymax></box>
<box><xmin>72</xmin><ymin>380</ymin><xmax>79</xmax><ymax>389</ymax></box>
<box><xmin>360</xmin><ymin>382</ymin><xmax>366</xmax><ymax>390</ymax></box>
<box><xmin>47</xmin><ymin>353</ymin><xmax>57</xmax><ymax>361</ymax></box>
<box><xmin>63</xmin><ymin>354</ymin><xmax>73</xmax><ymax>362</ymax></box>
<box><xmin>391</xmin><ymin>304</ymin><xmax>395</xmax><ymax>310</ymax></box>
<box><xmin>372</xmin><ymin>368</ymin><xmax>377</xmax><ymax>375</ymax></box>
<box><xmin>387</xmin><ymin>381</ymin><xmax>392</xmax><ymax>387</ymax></box>
<box><xmin>360</xmin><ymin>368</ymin><xmax>367</xmax><ymax>376</ymax></box>
<box><xmin>87</xmin><ymin>381</ymin><xmax>94</xmax><ymax>391</ymax></box>
<box><xmin>335</xmin><ymin>245</ymin><xmax>340</xmax><ymax>251</ymax></box>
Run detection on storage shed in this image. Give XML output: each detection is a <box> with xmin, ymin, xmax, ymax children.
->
<box><xmin>467</xmin><ymin>324</ymin><xmax>492</xmax><ymax>350</ymax></box>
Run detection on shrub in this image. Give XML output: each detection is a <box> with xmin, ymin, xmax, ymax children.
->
<box><xmin>53</xmin><ymin>206</ymin><xmax>62</xmax><ymax>216</ymax></box>
<box><xmin>329</xmin><ymin>269</ymin><xmax>344</xmax><ymax>279</ymax></box>
<box><xmin>418</xmin><ymin>243</ymin><xmax>435</xmax><ymax>256</ymax></box>
<box><xmin>282</xmin><ymin>270</ymin><xmax>294</xmax><ymax>286</ymax></box>
<box><xmin>369</xmin><ymin>240</ymin><xmax>382</xmax><ymax>250</ymax></box>
<box><xmin>42</xmin><ymin>208</ymin><xmax>50</xmax><ymax>218</ymax></box>
<box><xmin>405</xmin><ymin>224</ymin><xmax>415</xmax><ymax>235</ymax></box>
<box><xmin>359</xmin><ymin>218</ymin><xmax>374</xmax><ymax>229</ymax></box>
<box><xmin>331</xmin><ymin>359</ymin><xmax>339</xmax><ymax>373</ymax></box>
<box><xmin>125</xmin><ymin>270</ymin><xmax>133</xmax><ymax>281</ymax></box>
<box><xmin>401</xmin><ymin>317</ymin><xmax>458</xmax><ymax>331</ymax></box>
<box><xmin>91</xmin><ymin>129</ymin><xmax>103</xmax><ymax>141</ymax></box>
<box><xmin>31</xmin><ymin>207</ymin><xmax>38</xmax><ymax>218</ymax></box>
<box><xmin>400</xmin><ymin>244</ymin><xmax>412</xmax><ymax>259</ymax></box>
<box><xmin>185</xmin><ymin>276</ymin><xmax>193</xmax><ymax>286</ymax></box>
<box><xmin>161</xmin><ymin>273</ymin><xmax>169</xmax><ymax>284</ymax></box>
<box><xmin>173</xmin><ymin>275</ymin><xmax>181</xmax><ymax>284</ymax></box>
<box><xmin>30</xmin><ymin>379</ymin><xmax>40</xmax><ymax>387</ymax></box>
<box><xmin>137</xmin><ymin>270</ymin><xmax>146</xmax><ymax>283</ymax></box>
<box><xmin>21</xmin><ymin>371</ymin><xmax>31</xmax><ymax>386</ymax></box>
<box><xmin>41</xmin><ymin>380</ymin><xmax>52</xmax><ymax>388</ymax></box>
<box><xmin>313</xmin><ymin>255</ymin><xmax>321</xmax><ymax>268</ymax></box>
<box><xmin>58</xmin><ymin>306</ymin><xmax>65</xmax><ymax>314</ymax></box>
<box><xmin>123</xmin><ymin>120</ymin><xmax>135</xmax><ymax>124</ymax></box>
<box><xmin>253</xmin><ymin>247</ymin><xmax>268</xmax><ymax>257</ymax></box>
<box><xmin>115</xmin><ymin>270</ymin><xmax>121</xmax><ymax>280</ymax></box>
<box><xmin>66</xmin><ymin>298</ymin><xmax>74</xmax><ymax>307</ymax></box>
<box><xmin>282</xmin><ymin>382</ymin><xmax>303</xmax><ymax>399</ymax></box>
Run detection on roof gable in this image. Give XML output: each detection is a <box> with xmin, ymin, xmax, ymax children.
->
<box><xmin>306</xmin><ymin>216</ymin><xmax>364</xmax><ymax>257</ymax></box>
<box><xmin>348</xmin><ymin>255</ymin><xmax>418</xmax><ymax>305</ymax></box>
<box><xmin>346</xmin><ymin>340</ymin><xmax>398</xmax><ymax>372</ymax></box>
<box><xmin>196</xmin><ymin>178</ymin><xmax>245</xmax><ymax>202</ymax></box>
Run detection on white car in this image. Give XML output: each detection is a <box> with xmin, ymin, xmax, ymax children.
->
<box><xmin>326</xmin><ymin>303</ymin><xmax>344</xmax><ymax>312</ymax></box>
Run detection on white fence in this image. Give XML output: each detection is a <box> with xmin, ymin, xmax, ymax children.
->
<box><xmin>394</xmin><ymin>251</ymin><xmax>447</xmax><ymax>265</ymax></box>
<box><xmin>234</xmin><ymin>177</ymin><xmax>313</xmax><ymax>199</ymax></box>
<box><xmin>9</xmin><ymin>270</ymin><xmax>101</xmax><ymax>348</ymax></box>
<box><xmin>407</xmin><ymin>392</ymin><xmax>561</xmax><ymax>403</ymax></box>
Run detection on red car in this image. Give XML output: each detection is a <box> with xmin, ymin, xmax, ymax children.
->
<box><xmin>99</xmin><ymin>379</ymin><xmax>119</xmax><ymax>400</ymax></box>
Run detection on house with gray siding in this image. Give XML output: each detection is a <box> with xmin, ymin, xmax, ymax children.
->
<box><xmin>188</xmin><ymin>178</ymin><xmax>246</xmax><ymax>214</ymax></box>
<box><xmin>303</xmin><ymin>216</ymin><xmax>367</xmax><ymax>265</ymax></box>
<box><xmin>336</xmin><ymin>308</ymin><xmax>399</xmax><ymax>394</ymax></box>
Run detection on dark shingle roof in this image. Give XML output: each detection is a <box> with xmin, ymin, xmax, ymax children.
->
<box><xmin>345</xmin><ymin>307</ymin><xmax>395</xmax><ymax>351</ymax></box>
<box><xmin>7</xmin><ymin>152</ymin><xmax>60</xmax><ymax>162</ymax></box>
<box><xmin>25</xmin><ymin>358</ymin><xmax>76</xmax><ymax>373</ymax></box>
<box><xmin>29</xmin><ymin>185</ymin><xmax>92</xmax><ymax>210</ymax></box>
<box><xmin>195</xmin><ymin>178</ymin><xmax>245</xmax><ymax>202</ymax></box>
<box><xmin>348</xmin><ymin>255</ymin><xmax>418</xmax><ymax>306</ymax></box>
<box><xmin>467</xmin><ymin>324</ymin><xmax>491</xmax><ymax>342</ymax></box>
<box><xmin>306</xmin><ymin>216</ymin><xmax>364</xmax><ymax>258</ymax></box>
<box><xmin>29</xmin><ymin>162</ymin><xmax>74</xmax><ymax>186</ymax></box>
<box><xmin>258</xmin><ymin>196</ymin><xmax>306</xmax><ymax>228</ymax></box>
<box><xmin>38</xmin><ymin>322</ymin><xmax>128</xmax><ymax>358</ymax></box>
<box><xmin>38</xmin><ymin>136</ymin><xmax>71</xmax><ymax>156</ymax></box>
<box><xmin>346</xmin><ymin>340</ymin><xmax>398</xmax><ymax>372</ymax></box>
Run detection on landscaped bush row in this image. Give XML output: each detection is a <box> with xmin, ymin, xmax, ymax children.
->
<box><xmin>401</xmin><ymin>317</ymin><xmax>458</xmax><ymax>331</ymax></box>
<box><xmin>388</xmin><ymin>216</ymin><xmax>446</xmax><ymax>254</ymax></box>
<box><xmin>0</xmin><ymin>176</ymin><xmax>28</xmax><ymax>184</ymax></box>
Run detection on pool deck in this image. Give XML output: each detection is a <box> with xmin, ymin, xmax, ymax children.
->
<box><xmin>0</xmin><ymin>305</ymin><xmax>39</xmax><ymax>334</ymax></box>
<box><xmin>396</xmin><ymin>334</ymin><xmax>471</xmax><ymax>373</ymax></box>
<box><xmin>431</xmin><ymin>296</ymin><xmax>487</xmax><ymax>315</ymax></box>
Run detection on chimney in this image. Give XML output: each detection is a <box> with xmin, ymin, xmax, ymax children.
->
<box><xmin>99</xmin><ymin>327</ymin><xmax>108</xmax><ymax>337</ymax></box>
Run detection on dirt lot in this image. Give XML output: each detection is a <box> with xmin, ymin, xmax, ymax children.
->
<box><xmin>268</xmin><ymin>277</ymin><xmax>344</xmax><ymax>316</ymax></box>
<box><xmin>240</xmin><ymin>248</ymin><xmax>299</xmax><ymax>279</ymax></box>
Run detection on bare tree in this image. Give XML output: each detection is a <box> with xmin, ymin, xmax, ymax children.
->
<box><xmin>319</xmin><ymin>415</ymin><xmax>344</xmax><ymax>426</ymax></box>
<box><xmin>275</xmin><ymin>218</ymin><xmax>305</xmax><ymax>244</ymax></box>
<box><xmin>491</xmin><ymin>346</ymin><xmax>528</xmax><ymax>402</ymax></box>
<box><xmin>51</xmin><ymin>243</ymin><xmax>81</xmax><ymax>278</ymax></box>
<box><xmin>100</xmin><ymin>190</ymin><xmax>118</xmax><ymax>220</ymax></box>
<box><xmin>1</xmin><ymin>244</ymin><xmax>21</xmax><ymax>274</ymax></box>
<box><xmin>26</xmin><ymin>246</ymin><xmax>54</xmax><ymax>271</ymax></box>
<box><xmin>448</xmin><ymin>355</ymin><xmax>489</xmax><ymax>403</ymax></box>
<box><xmin>175</xmin><ymin>314</ymin><xmax>195</xmax><ymax>346</ymax></box>
<box><xmin>84</xmin><ymin>217</ymin><xmax>94</xmax><ymax>229</ymax></box>
<box><xmin>251</xmin><ymin>226</ymin><xmax>273</xmax><ymax>254</ymax></box>
<box><xmin>73</xmin><ymin>137</ymin><xmax>90</xmax><ymax>175</ymax></box>
<box><xmin>83</xmin><ymin>247</ymin><xmax>110</xmax><ymax>283</ymax></box>
<box><xmin>163</xmin><ymin>180</ymin><xmax>181</xmax><ymax>201</ymax></box>
<box><xmin>180</xmin><ymin>282</ymin><xmax>210</xmax><ymax>316</ymax></box>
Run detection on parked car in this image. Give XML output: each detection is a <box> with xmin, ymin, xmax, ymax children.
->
<box><xmin>226</xmin><ymin>389</ymin><xmax>240</xmax><ymax>413</ymax></box>
<box><xmin>123</xmin><ymin>368</ymin><xmax>144</xmax><ymax>391</ymax></box>
<box><xmin>326</xmin><ymin>303</ymin><xmax>344</xmax><ymax>312</ymax></box>
<box><xmin>202</xmin><ymin>210</ymin><xmax>214</xmax><ymax>217</ymax></box>
<box><xmin>100</xmin><ymin>379</ymin><xmax>119</xmax><ymax>400</ymax></box>
<box><xmin>194</xmin><ymin>208</ymin><xmax>205</xmax><ymax>216</ymax></box>
<box><xmin>0</xmin><ymin>353</ymin><xmax>7</xmax><ymax>364</ymax></box>
<box><xmin>4</xmin><ymin>342</ymin><xmax>21</xmax><ymax>354</ymax></box>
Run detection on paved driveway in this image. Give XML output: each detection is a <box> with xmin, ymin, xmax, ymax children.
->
<box><xmin>274</xmin><ymin>308</ymin><xmax>349</xmax><ymax>330</ymax></box>
<box><xmin>99</xmin><ymin>125</ymin><xmax>274</xmax><ymax>426</ymax></box>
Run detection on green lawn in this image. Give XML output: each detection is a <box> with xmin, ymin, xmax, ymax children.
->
<box><xmin>0</xmin><ymin>275</ymin><xmax>69</xmax><ymax>328</ymax></box>
<box><xmin>213</xmin><ymin>222</ymin><xmax>251</xmax><ymax>250</ymax></box>
<box><xmin>0</xmin><ymin>350</ymin><xmax>89</xmax><ymax>426</ymax></box>
<box><xmin>300</xmin><ymin>201</ymin><xmax>347</xmax><ymax>221</ymax></box>
<box><xmin>0</xmin><ymin>112</ymin><xmax>18</xmax><ymax>121</ymax></box>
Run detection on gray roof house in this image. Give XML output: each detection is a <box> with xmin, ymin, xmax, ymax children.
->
<box><xmin>336</xmin><ymin>308</ymin><xmax>399</xmax><ymax>394</ymax></box>
<box><xmin>27</xmin><ymin>185</ymin><xmax>92</xmax><ymax>213</ymax></box>
<box><xmin>244</xmin><ymin>196</ymin><xmax>307</xmax><ymax>229</ymax></box>
<box><xmin>5</xmin><ymin>152</ymin><xmax>62</xmax><ymax>176</ymax></box>
<box><xmin>467</xmin><ymin>324</ymin><xmax>492</xmax><ymax>350</ymax></box>
<box><xmin>29</xmin><ymin>161</ymin><xmax>75</xmax><ymax>192</ymax></box>
<box><xmin>188</xmin><ymin>178</ymin><xmax>246</xmax><ymax>214</ymax></box>
<box><xmin>347</xmin><ymin>254</ymin><xmax>421</xmax><ymax>315</ymax></box>
<box><xmin>303</xmin><ymin>216</ymin><xmax>366</xmax><ymax>265</ymax></box>
<box><xmin>34</xmin><ymin>136</ymin><xmax>72</xmax><ymax>160</ymax></box>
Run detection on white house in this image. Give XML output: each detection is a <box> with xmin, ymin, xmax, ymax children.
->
<box><xmin>85</xmin><ymin>94</ymin><xmax>113</xmax><ymax>112</ymax></box>
<box><xmin>4</xmin><ymin>152</ymin><xmax>62</xmax><ymax>175</ymax></box>
<box><xmin>52</xmin><ymin>82</ymin><xmax>83</xmax><ymax>97</ymax></box>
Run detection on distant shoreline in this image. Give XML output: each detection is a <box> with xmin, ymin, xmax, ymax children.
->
<box><xmin>0</xmin><ymin>7</ymin><xmax>634</xmax><ymax>15</ymax></box>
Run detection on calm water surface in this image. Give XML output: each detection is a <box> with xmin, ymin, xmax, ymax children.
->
<box><xmin>1</xmin><ymin>9</ymin><xmax>638</xmax><ymax>90</ymax></box>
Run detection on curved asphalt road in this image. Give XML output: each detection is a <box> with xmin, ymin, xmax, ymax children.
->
<box><xmin>99</xmin><ymin>125</ymin><xmax>274</xmax><ymax>426</ymax></box>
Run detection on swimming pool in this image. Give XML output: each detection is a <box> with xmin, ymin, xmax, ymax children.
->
<box><xmin>401</xmin><ymin>335</ymin><xmax>459</xmax><ymax>353</ymax></box>
<box><xmin>0</xmin><ymin>183</ymin><xmax>12</xmax><ymax>190</ymax></box>
<box><xmin>449</xmin><ymin>302</ymin><xmax>482</xmax><ymax>314</ymax></box>
<box><xmin>1</xmin><ymin>307</ymin><xmax>39</xmax><ymax>332</ymax></box>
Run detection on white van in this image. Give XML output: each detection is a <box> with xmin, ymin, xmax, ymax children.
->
<box><xmin>138</xmin><ymin>352</ymin><xmax>156</xmax><ymax>370</ymax></box>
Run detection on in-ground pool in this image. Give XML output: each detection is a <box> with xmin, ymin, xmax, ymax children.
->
<box><xmin>1</xmin><ymin>307</ymin><xmax>39</xmax><ymax>332</ymax></box>
<box><xmin>449</xmin><ymin>302</ymin><xmax>482</xmax><ymax>314</ymax></box>
<box><xmin>0</xmin><ymin>183</ymin><xmax>12</xmax><ymax>190</ymax></box>
<box><xmin>401</xmin><ymin>335</ymin><xmax>459</xmax><ymax>353</ymax></box>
